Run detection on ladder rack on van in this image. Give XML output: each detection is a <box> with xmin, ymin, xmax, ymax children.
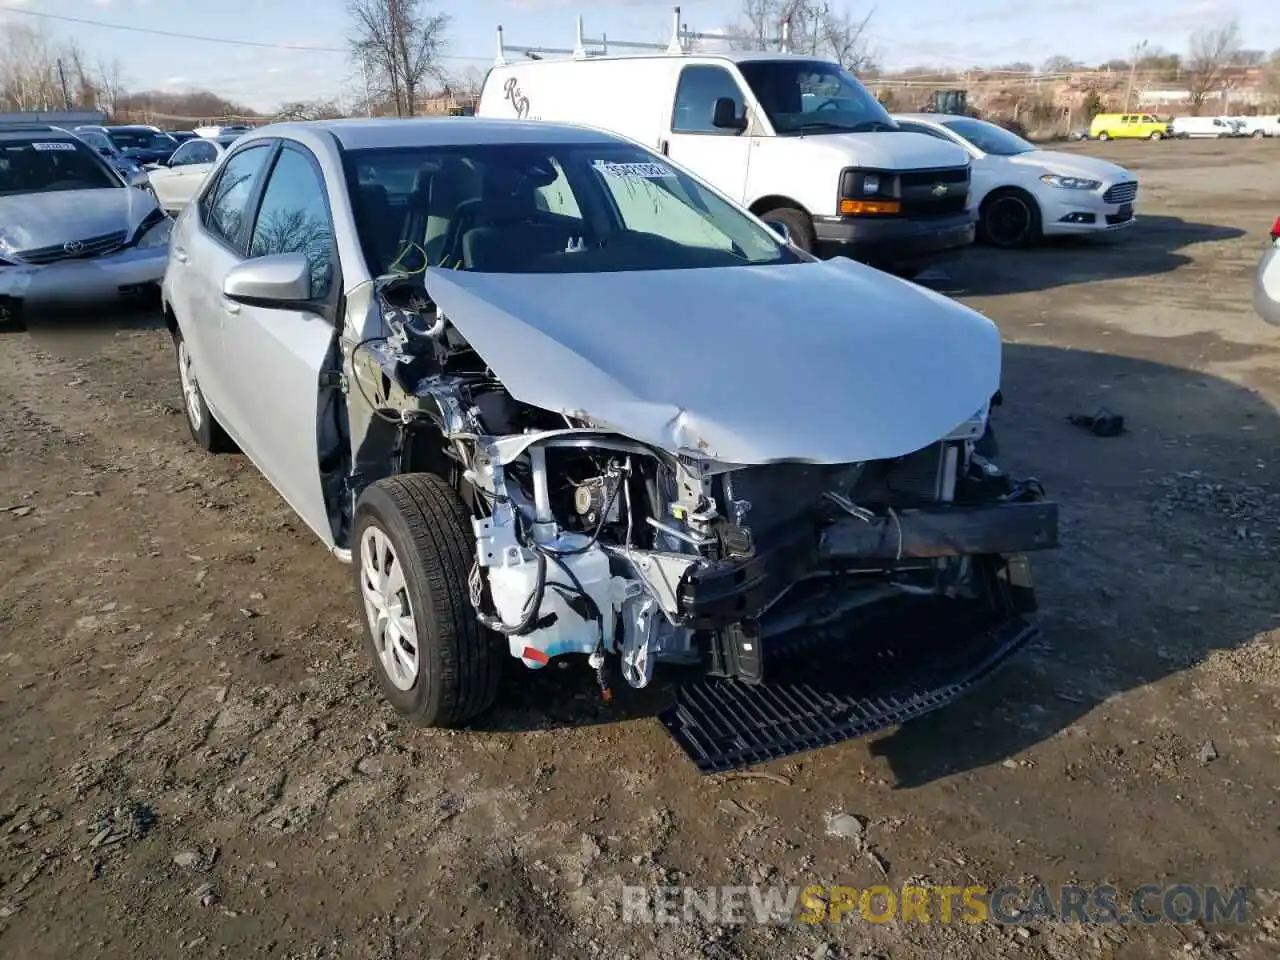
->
<box><xmin>493</xmin><ymin>5</ymin><xmax>795</xmax><ymax>65</ymax></box>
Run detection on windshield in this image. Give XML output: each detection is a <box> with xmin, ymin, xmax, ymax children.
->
<box><xmin>0</xmin><ymin>138</ymin><xmax>121</xmax><ymax>196</ymax></box>
<box><xmin>108</xmin><ymin>129</ymin><xmax>176</xmax><ymax>151</ymax></box>
<box><xmin>344</xmin><ymin>141</ymin><xmax>798</xmax><ymax>276</ymax></box>
<box><xmin>736</xmin><ymin>60</ymin><xmax>896</xmax><ymax>135</ymax></box>
<box><xmin>939</xmin><ymin>118</ymin><xmax>1036</xmax><ymax>156</ymax></box>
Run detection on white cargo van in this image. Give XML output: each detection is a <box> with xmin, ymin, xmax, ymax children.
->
<box><xmin>1170</xmin><ymin>116</ymin><xmax>1235</xmax><ymax>139</ymax></box>
<box><xmin>477</xmin><ymin>12</ymin><xmax>974</xmax><ymax>274</ymax></box>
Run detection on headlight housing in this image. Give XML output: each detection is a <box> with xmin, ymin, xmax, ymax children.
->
<box><xmin>1040</xmin><ymin>173</ymin><xmax>1102</xmax><ymax>190</ymax></box>
<box><xmin>132</xmin><ymin>210</ymin><xmax>173</xmax><ymax>250</ymax></box>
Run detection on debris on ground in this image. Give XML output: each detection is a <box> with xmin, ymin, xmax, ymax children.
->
<box><xmin>1067</xmin><ymin>407</ymin><xmax>1125</xmax><ymax>436</ymax></box>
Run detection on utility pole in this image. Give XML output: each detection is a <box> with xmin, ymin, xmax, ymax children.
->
<box><xmin>1124</xmin><ymin>39</ymin><xmax>1147</xmax><ymax>113</ymax></box>
<box><xmin>361</xmin><ymin>54</ymin><xmax>373</xmax><ymax>117</ymax></box>
<box><xmin>56</xmin><ymin>58</ymin><xmax>72</xmax><ymax>110</ymax></box>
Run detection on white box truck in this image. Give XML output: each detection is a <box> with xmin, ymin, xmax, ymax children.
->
<box><xmin>477</xmin><ymin>8</ymin><xmax>975</xmax><ymax>275</ymax></box>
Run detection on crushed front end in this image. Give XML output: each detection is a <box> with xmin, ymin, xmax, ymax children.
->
<box><xmin>344</xmin><ymin>276</ymin><xmax>1059</xmax><ymax>772</ymax></box>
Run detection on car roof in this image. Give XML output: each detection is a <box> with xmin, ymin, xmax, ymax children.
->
<box><xmin>505</xmin><ymin>50</ymin><xmax>836</xmax><ymax>67</ymax></box>
<box><xmin>233</xmin><ymin>117</ymin><xmax>633</xmax><ymax>153</ymax></box>
<box><xmin>0</xmin><ymin>125</ymin><xmax>79</xmax><ymax>144</ymax></box>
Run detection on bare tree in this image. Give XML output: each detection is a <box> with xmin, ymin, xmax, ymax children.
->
<box><xmin>0</xmin><ymin>22</ymin><xmax>60</xmax><ymax>112</ymax></box>
<box><xmin>1041</xmin><ymin>55</ymin><xmax>1081</xmax><ymax>74</ymax></box>
<box><xmin>275</xmin><ymin>100</ymin><xmax>346</xmax><ymax>121</ymax></box>
<box><xmin>728</xmin><ymin>0</ymin><xmax>876</xmax><ymax>71</ymax></box>
<box><xmin>95</xmin><ymin>58</ymin><xmax>127</xmax><ymax>119</ymax></box>
<box><xmin>1185</xmin><ymin>22</ymin><xmax>1242</xmax><ymax>114</ymax></box>
<box><xmin>347</xmin><ymin>0</ymin><xmax>449</xmax><ymax>117</ymax></box>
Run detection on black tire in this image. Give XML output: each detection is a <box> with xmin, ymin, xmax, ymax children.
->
<box><xmin>1148</xmin><ymin>130</ymin><xmax>1163</xmax><ymax>140</ymax></box>
<box><xmin>1252</xmin><ymin>130</ymin><xmax>1265</xmax><ymax>139</ymax></box>
<box><xmin>1097</xmin><ymin>131</ymin><xmax>1110</xmax><ymax>141</ymax></box>
<box><xmin>352</xmin><ymin>474</ymin><xmax>503</xmax><ymax>727</ymax></box>
<box><xmin>172</xmin><ymin>325</ymin><xmax>234</xmax><ymax>453</ymax></box>
<box><xmin>759</xmin><ymin>206</ymin><xmax>816</xmax><ymax>255</ymax></box>
<box><xmin>979</xmin><ymin>189</ymin><xmax>1042</xmax><ymax>249</ymax></box>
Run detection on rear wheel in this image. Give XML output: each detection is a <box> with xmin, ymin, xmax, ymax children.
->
<box><xmin>979</xmin><ymin>189</ymin><xmax>1042</xmax><ymax>249</ymax></box>
<box><xmin>1253</xmin><ymin>129</ymin><xmax>1265</xmax><ymax>139</ymax></box>
<box><xmin>758</xmin><ymin>205</ymin><xmax>816</xmax><ymax>255</ymax></box>
<box><xmin>1148</xmin><ymin>130</ymin><xmax>1163</xmax><ymax>140</ymax></box>
<box><xmin>353</xmin><ymin>474</ymin><xmax>504</xmax><ymax>727</ymax></box>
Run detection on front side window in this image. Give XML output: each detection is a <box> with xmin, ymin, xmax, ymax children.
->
<box><xmin>201</xmin><ymin>144</ymin><xmax>272</xmax><ymax>250</ymax></box>
<box><xmin>248</xmin><ymin>146</ymin><xmax>334</xmax><ymax>298</ymax></box>
<box><xmin>737</xmin><ymin>59</ymin><xmax>895</xmax><ymax>135</ymax></box>
<box><xmin>344</xmin><ymin>141</ymin><xmax>797</xmax><ymax>277</ymax></box>
<box><xmin>0</xmin><ymin>138</ymin><xmax>121</xmax><ymax>196</ymax></box>
<box><xmin>938</xmin><ymin>118</ymin><xmax>1036</xmax><ymax>156</ymax></box>
<box><xmin>672</xmin><ymin>65</ymin><xmax>746</xmax><ymax>134</ymax></box>
<box><xmin>171</xmin><ymin>140</ymin><xmax>216</xmax><ymax>166</ymax></box>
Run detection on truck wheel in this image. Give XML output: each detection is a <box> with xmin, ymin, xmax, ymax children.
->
<box><xmin>759</xmin><ymin>206</ymin><xmax>816</xmax><ymax>255</ymax></box>
<box><xmin>979</xmin><ymin>189</ymin><xmax>1041</xmax><ymax>249</ymax></box>
<box><xmin>353</xmin><ymin>474</ymin><xmax>504</xmax><ymax>727</ymax></box>
<box><xmin>1097</xmin><ymin>131</ymin><xmax>1111</xmax><ymax>141</ymax></box>
<box><xmin>172</xmin><ymin>325</ymin><xmax>234</xmax><ymax>453</ymax></box>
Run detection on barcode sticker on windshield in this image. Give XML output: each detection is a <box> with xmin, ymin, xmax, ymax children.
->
<box><xmin>32</xmin><ymin>141</ymin><xmax>77</xmax><ymax>152</ymax></box>
<box><xmin>592</xmin><ymin>161</ymin><xmax>673</xmax><ymax>179</ymax></box>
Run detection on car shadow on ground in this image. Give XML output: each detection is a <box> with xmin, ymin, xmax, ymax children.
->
<box><xmin>923</xmin><ymin>215</ymin><xmax>1247</xmax><ymax>296</ymax></box>
<box><xmin>0</xmin><ymin>301</ymin><xmax>165</xmax><ymax>358</ymax></box>
<box><xmin>472</xmin><ymin>342</ymin><xmax>1280</xmax><ymax>787</ymax></box>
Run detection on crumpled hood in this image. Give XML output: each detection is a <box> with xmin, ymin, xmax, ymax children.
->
<box><xmin>0</xmin><ymin>188</ymin><xmax>156</xmax><ymax>254</ymax></box>
<box><xmin>421</xmin><ymin>259</ymin><xmax>1001</xmax><ymax>465</ymax></box>
<box><xmin>1007</xmin><ymin>150</ymin><xmax>1132</xmax><ymax>183</ymax></box>
<box><xmin>799</xmin><ymin>130</ymin><xmax>970</xmax><ymax>172</ymax></box>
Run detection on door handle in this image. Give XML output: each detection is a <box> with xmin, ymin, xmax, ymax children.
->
<box><xmin>220</xmin><ymin>298</ymin><xmax>240</xmax><ymax>316</ymax></box>
<box><xmin>172</xmin><ymin>248</ymin><xmax>189</xmax><ymax>264</ymax></box>
<box><xmin>658</xmin><ymin>139</ymin><xmax>669</xmax><ymax>155</ymax></box>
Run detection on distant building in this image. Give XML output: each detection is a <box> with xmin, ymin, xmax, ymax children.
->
<box><xmin>0</xmin><ymin>109</ymin><xmax>106</xmax><ymax>126</ymax></box>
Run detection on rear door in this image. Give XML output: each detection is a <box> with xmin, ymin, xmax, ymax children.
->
<box><xmin>220</xmin><ymin>142</ymin><xmax>339</xmax><ymax>546</ymax></box>
<box><xmin>175</xmin><ymin>141</ymin><xmax>275</xmax><ymax>429</ymax></box>
<box><xmin>662</xmin><ymin>64</ymin><xmax>752</xmax><ymax>203</ymax></box>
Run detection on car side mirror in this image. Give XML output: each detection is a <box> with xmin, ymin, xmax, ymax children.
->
<box><xmin>223</xmin><ymin>253</ymin><xmax>314</xmax><ymax>307</ymax></box>
<box><xmin>712</xmin><ymin>97</ymin><xmax>747</xmax><ymax>132</ymax></box>
<box><xmin>764</xmin><ymin>219</ymin><xmax>791</xmax><ymax>244</ymax></box>
<box><xmin>97</xmin><ymin>147</ymin><xmax>113</xmax><ymax>157</ymax></box>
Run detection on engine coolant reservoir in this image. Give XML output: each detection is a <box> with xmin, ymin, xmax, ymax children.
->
<box><xmin>483</xmin><ymin>529</ymin><xmax>620</xmax><ymax>668</ymax></box>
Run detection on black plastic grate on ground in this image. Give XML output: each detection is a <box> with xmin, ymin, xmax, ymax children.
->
<box><xmin>659</xmin><ymin>598</ymin><xmax>1038</xmax><ymax>774</ymax></box>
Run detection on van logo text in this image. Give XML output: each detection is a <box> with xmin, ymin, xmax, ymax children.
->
<box><xmin>504</xmin><ymin>77</ymin><xmax>530</xmax><ymax>119</ymax></box>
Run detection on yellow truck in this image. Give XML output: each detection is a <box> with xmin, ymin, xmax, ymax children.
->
<box><xmin>1089</xmin><ymin>113</ymin><xmax>1171</xmax><ymax>141</ymax></box>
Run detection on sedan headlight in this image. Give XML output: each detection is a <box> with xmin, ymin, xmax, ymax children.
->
<box><xmin>135</xmin><ymin>217</ymin><xmax>173</xmax><ymax>250</ymax></box>
<box><xmin>1040</xmin><ymin>173</ymin><xmax>1102</xmax><ymax>190</ymax></box>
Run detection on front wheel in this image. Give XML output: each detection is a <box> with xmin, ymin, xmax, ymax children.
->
<box><xmin>758</xmin><ymin>206</ymin><xmax>816</xmax><ymax>255</ymax></box>
<box><xmin>172</xmin><ymin>326</ymin><xmax>233</xmax><ymax>453</ymax></box>
<box><xmin>979</xmin><ymin>190</ymin><xmax>1041</xmax><ymax>249</ymax></box>
<box><xmin>353</xmin><ymin>474</ymin><xmax>504</xmax><ymax>727</ymax></box>
<box><xmin>1253</xmin><ymin>129</ymin><xmax>1265</xmax><ymax>139</ymax></box>
<box><xmin>1097</xmin><ymin>131</ymin><xmax>1111</xmax><ymax>141</ymax></box>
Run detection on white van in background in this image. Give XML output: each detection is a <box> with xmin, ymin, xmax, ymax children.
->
<box><xmin>477</xmin><ymin>10</ymin><xmax>975</xmax><ymax>275</ymax></box>
<box><xmin>1170</xmin><ymin>116</ymin><xmax>1235</xmax><ymax>139</ymax></box>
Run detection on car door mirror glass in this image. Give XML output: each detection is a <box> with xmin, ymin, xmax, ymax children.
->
<box><xmin>223</xmin><ymin>252</ymin><xmax>314</xmax><ymax>306</ymax></box>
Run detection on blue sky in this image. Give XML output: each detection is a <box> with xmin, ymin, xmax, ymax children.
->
<box><xmin>1</xmin><ymin>0</ymin><xmax>1276</xmax><ymax>111</ymax></box>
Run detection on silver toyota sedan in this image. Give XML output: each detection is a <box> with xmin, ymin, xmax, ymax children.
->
<box><xmin>161</xmin><ymin>117</ymin><xmax>1058</xmax><ymax>771</ymax></box>
<box><xmin>0</xmin><ymin>123</ymin><xmax>171</xmax><ymax>315</ymax></box>
<box><xmin>1255</xmin><ymin>215</ymin><xmax>1280</xmax><ymax>327</ymax></box>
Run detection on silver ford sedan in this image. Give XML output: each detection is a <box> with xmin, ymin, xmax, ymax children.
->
<box><xmin>0</xmin><ymin>123</ymin><xmax>171</xmax><ymax>315</ymax></box>
<box><xmin>161</xmin><ymin>117</ymin><xmax>1059</xmax><ymax>772</ymax></box>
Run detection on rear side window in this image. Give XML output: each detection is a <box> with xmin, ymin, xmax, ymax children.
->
<box><xmin>201</xmin><ymin>144</ymin><xmax>272</xmax><ymax>250</ymax></box>
<box><xmin>248</xmin><ymin>145</ymin><xmax>335</xmax><ymax>299</ymax></box>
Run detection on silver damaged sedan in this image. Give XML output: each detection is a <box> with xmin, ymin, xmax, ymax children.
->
<box><xmin>162</xmin><ymin>118</ymin><xmax>1060</xmax><ymax>772</ymax></box>
<box><xmin>0</xmin><ymin>123</ymin><xmax>171</xmax><ymax>314</ymax></box>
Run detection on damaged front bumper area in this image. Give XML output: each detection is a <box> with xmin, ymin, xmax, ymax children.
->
<box><xmin>344</xmin><ymin>277</ymin><xmax>1059</xmax><ymax>772</ymax></box>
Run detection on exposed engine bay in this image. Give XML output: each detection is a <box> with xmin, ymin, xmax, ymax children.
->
<box><xmin>327</xmin><ymin>273</ymin><xmax>1060</xmax><ymax>711</ymax></box>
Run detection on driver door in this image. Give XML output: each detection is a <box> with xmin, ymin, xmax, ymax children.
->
<box><xmin>220</xmin><ymin>142</ymin><xmax>339</xmax><ymax>546</ymax></box>
<box><xmin>662</xmin><ymin>64</ymin><xmax>752</xmax><ymax>204</ymax></box>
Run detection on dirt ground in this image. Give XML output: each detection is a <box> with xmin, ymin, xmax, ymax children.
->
<box><xmin>2</xmin><ymin>137</ymin><xmax>1279</xmax><ymax>960</ymax></box>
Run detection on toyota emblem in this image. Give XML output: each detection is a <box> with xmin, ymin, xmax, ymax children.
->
<box><xmin>62</xmin><ymin>240</ymin><xmax>85</xmax><ymax>254</ymax></box>
<box><xmin>931</xmin><ymin>183</ymin><xmax>949</xmax><ymax>197</ymax></box>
